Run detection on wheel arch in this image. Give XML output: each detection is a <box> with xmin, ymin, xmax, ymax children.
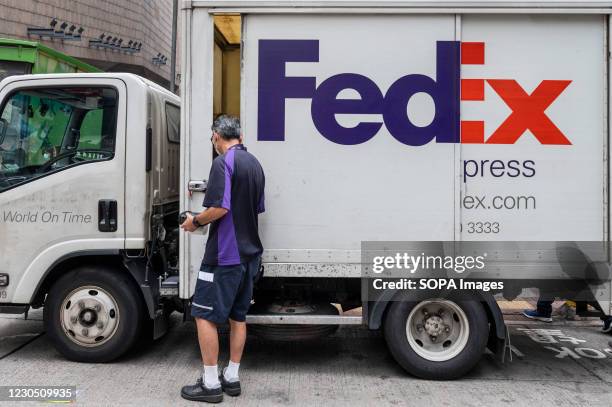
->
<box><xmin>31</xmin><ymin>251</ymin><xmax>156</xmax><ymax>319</ymax></box>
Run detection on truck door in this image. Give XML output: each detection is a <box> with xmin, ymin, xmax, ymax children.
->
<box><xmin>180</xmin><ymin>11</ymin><xmax>244</xmax><ymax>298</ymax></box>
<box><xmin>0</xmin><ymin>77</ymin><xmax>126</xmax><ymax>304</ymax></box>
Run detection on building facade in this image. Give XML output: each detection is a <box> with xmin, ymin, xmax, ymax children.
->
<box><xmin>0</xmin><ymin>0</ymin><xmax>179</xmax><ymax>90</ymax></box>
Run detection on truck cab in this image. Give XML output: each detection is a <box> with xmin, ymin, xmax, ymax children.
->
<box><xmin>0</xmin><ymin>73</ymin><xmax>180</xmax><ymax>361</ymax></box>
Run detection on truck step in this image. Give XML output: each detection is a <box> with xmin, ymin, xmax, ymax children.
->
<box><xmin>246</xmin><ymin>314</ymin><xmax>362</xmax><ymax>325</ymax></box>
<box><xmin>160</xmin><ymin>275</ymin><xmax>179</xmax><ymax>297</ymax></box>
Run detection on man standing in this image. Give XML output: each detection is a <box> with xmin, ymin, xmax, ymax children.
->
<box><xmin>180</xmin><ymin>115</ymin><xmax>265</xmax><ymax>403</ymax></box>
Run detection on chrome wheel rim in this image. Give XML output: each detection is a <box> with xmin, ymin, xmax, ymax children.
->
<box><xmin>405</xmin><ymin>299</ymin><xmax>470</xmax><ymax>362</ymax></box>
<box><xmin>60</xmin><ymin>286</ymin><xmax>120</xmax><ymax>347</ymax></box>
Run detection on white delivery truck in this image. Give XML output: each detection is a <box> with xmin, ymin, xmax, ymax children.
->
<box><xmin>1</xmin><ymin>1</ymin><xmax>612</xmax><ymax>379</ymax></box>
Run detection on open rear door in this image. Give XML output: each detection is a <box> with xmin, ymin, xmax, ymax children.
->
<box><xmin>180</xmin><ymin>8</ymin><xmax>214</xmax><ymax>298</ymax></box>
<box><xmin>180</xmin><ymin>9</ymin><xmax>242</xmax><ymax>298</ymax></box>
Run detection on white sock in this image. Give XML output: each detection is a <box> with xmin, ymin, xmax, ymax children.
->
<box><xmin>202</xmin><ymin>365</ymin><xmax>220</xmax><ymax>389</ymax></box>
<box><xmin>223</xmin><ymin>361</ymin><xmax>240</xmax><ymax>382</ymax></box>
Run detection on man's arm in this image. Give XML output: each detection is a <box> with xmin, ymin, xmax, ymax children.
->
<box><xmin>195</xmin><ymin>207</ymin><xmax>228</xmax><ymax>225</ymax></box>
<box><xmin>181</xmin><ymin>155</ymin><xmax>231</xmax><ymax>232</ymax></box>
<box><xmin>180</xmin><ymin>207</ymin><xmax>228</xmax><ymax>233</ymax></box>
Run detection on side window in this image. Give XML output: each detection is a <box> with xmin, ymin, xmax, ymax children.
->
<box><xmin>0</xmin><ymin>86</ymin><xmax>118</xmax><ymax>192</ymax></box>
<box><xmin>79</xmin><ymin>109</ymin><xmax>104</xmax><ymax>149</ymax></box>
<box><xmin>165</xmin><ymin>103</ymin><xmax>180</xmax><ymax>144</ymax></box>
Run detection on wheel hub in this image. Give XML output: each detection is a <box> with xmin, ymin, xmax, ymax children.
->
<box><xmin>424</xmin><ymin>315</ymin><xmax>445</xmax><ymax>337</ymax></box>
<box><xmin>78</xmin><ymin>308</ymin><xmax>98</xmax><ymax>327</ymax></box>
<box><xmin>60</xmin><ymin>286</ymin><xmax>120</xmax><ymax>347</ymax></box>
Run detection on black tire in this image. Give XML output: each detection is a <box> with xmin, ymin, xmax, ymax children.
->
<box><xmin>249</xmin><ymin>302</ymin><xmax>339</xmax><ymax>341</ymax></box>
<box><xmin>383</xmin><ymin>296</ymin><xmax>488</xmax><ymax>380</ymax></box>
<box><xmin>43</xmin><ymin>266</ymin><xmax>146</xmax><ymax>362</ymax></box>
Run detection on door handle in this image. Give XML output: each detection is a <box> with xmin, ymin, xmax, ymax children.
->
<box><xmin>188</xmin><ymin>180</ymin><xmax>207</xmax><ymax>193</ymax></box>
<box><xmin>98</xmin><ymin>199</ymin><xmax>118</xmax><ymax>232</ymax></box>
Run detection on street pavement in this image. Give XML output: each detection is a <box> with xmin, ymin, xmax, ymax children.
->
<box><xmin>0</xmin><ymin>308</ymin><xmax>611</xmax><ymax>407</ymax></box>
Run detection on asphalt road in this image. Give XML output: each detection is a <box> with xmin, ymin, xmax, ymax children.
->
<box><xmin>1</xmin><ymin>309</ymin><xmax>611</xmax><ymax>407</ymax></box>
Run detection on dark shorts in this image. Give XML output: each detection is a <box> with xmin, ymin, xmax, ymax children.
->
<box><xmin>191</xmin><ymin>255</ymin><xmax>262</xmax><ymax>324</ymax></box>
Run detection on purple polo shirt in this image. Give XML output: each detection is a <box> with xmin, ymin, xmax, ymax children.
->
<box><xmin>201</xmin><ymin>144</ymin><xmax>265</xmax><ymax>266</ymax></box>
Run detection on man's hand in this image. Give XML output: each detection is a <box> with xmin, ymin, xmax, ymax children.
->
<box><xmin>180</xmin><ymin>207</ymin><xmax>228</xmax><ymax>233</ymax></box>
<box><xmin>180</xmin><ymin>213</ymin><xmax>198</xmax><ymax>233</ymax></box>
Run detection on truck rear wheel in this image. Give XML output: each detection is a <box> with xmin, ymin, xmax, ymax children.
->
<box><xmin>383</xmin><ymin>296</ymin><xmax>488</xmax><ymax>380</ymax></box>
<box><xmin>44</xmin><ymin>266</ymin><xmax>145</xmax><ymax>362</ymax></box>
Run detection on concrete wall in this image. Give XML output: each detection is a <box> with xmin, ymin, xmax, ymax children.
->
<box><xmin>0</xmin><ymin>0</ymin><xmax>179</xmax><ymax>89</ymax></box>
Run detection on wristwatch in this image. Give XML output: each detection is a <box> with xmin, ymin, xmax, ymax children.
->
<box><xmin>192</xmin><ymin>215</ymin><xmax>202</xmax><ymax>228</ymax></box>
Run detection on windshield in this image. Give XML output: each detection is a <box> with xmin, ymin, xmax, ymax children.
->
<box><xmin>0</xmin><ymin>86</ymin><xmax>118</xmax><ymax>192</ymax></box>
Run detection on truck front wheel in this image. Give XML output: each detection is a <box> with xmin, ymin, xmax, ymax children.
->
<box><xmin>383</xmin><ymin>296</ymin><xmax>488</xmax><ymax>380</ymax></box>
<box><xmin>44</xmin><ymin>266</ymin><xmax>145</xmax><ymax>362</ymax></box>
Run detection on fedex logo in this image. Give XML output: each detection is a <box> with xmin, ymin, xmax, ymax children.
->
<box><xmin>257</xmin><ymin>39</ymin><xmax>572</xmax><ymax>146</ymax></box>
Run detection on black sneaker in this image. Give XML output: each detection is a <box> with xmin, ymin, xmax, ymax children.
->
<box><xmin>181</xmin><ymin>377</ymin><xmax>223</xmax><ymax>403</ymax></box>
<box><xmin>220</xmin><ymin>373</ymin><xmax>241</xmax><ymax>397</ymax></box>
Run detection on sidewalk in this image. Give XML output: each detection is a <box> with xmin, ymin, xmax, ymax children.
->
<box><xmin>499</xmin><ymin>300</ymin><xmax>603</xmax><ymax>326</ymax></box>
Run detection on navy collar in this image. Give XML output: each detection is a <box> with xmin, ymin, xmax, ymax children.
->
<box><xmin>228</xmin><ymin>143</ymin><xmax>246</xmax><ymax>151</ymax></box>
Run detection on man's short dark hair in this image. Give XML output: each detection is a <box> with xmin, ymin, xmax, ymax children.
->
<box><xmin>212</xmin><ymin>115</ymin><xmax>241</xmax><ymax>140</ymax></box>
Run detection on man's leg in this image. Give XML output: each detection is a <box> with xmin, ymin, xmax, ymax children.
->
<box><xmin>196</xmin><ymin>318</ymin><xmax>219</xmax><ymax>366</ymax></box>
<box><xmin>221</xmin><ymin>257</ymin><xmax>260</xmax><ymax>394</ymax></box>
<box><xmin>194</xmin><ymin>318</ymin><xmax>222</xmax><ymax>393</ymax></box>
<box><xmin>229</xmin><ymin>318</ymin><xmax>247</xmax><ymax>363</ymax></box>
<box><xmin>536</xmin><ymin>299</ymin><xmax>553</xmax><ymax>317</ymax></box>
<box><xmin>221</xmin><ymin>318</ymin><xmax>246</xmax><ymax>389</ymax></box>
<box><xmin>181</xmin><ymin>316</ymin><xmax>223</xmax><ymax>402</ymax></box>
<box><xmin>523</xmin><ymin>291</ymin><xmax>554</xmax><ymax>322</ymax></box>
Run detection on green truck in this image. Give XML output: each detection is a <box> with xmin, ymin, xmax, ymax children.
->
<box><xmin>0</xmin><ymin>38</ymin><xmax>100</xmax><ymax>81</ymax></box>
